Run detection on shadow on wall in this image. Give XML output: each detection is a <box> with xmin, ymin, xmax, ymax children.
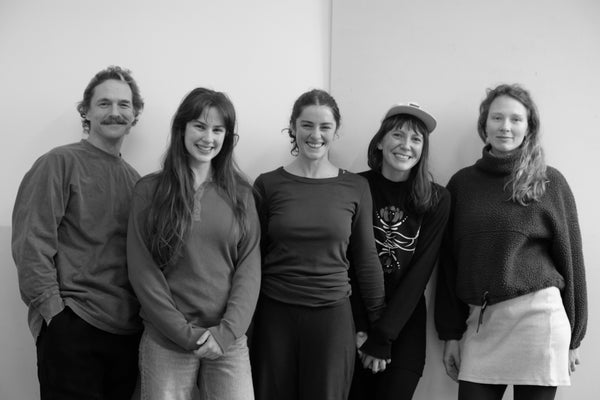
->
<box><xmin>0</xmin><ymin>225</ymin><xmax>39</xmax><ymax>400</ymax></box>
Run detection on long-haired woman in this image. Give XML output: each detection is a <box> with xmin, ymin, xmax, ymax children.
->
<box><xmin>127</xmin><ymin>88</ymin><xmax>260</xmax><ymax>400</ymax></box>
<box><xmin>435</xmin><ymin>84</ymin><xmax>587</xmax><ymax>400</ymax></box>
<box><xmin>349</xmin><ymin>103</ymin><xmax>450</xmax><ymax>400</ymax></box>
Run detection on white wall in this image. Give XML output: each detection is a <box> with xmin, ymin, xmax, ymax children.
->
<box><xmin>330</xmin><ymin>0</ymin><xmax>600</xmax><ymax>399</ymax></box>
<box><xmin>0</xmin><ymin>1</ymin><xmax>331</xmax><ymax>398</ymax></box>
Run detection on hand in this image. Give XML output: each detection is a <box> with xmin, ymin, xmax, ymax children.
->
<box><xmin>356</xmin><ymin>331</ymin><xmax>368</xmax><ymax>349</ymax></box>
<box><xmin>361</xmin><ymin>354</ymin><xmax>390</xmax><ymax>373</ymax></box>
<box><xmin>193</xmin><ymin>330</ymin><xmax>224</xmax><ymax>360</ymax></box>
<box><xmin>569</xmin><ymin>348</ymin><xmax>580</xmax><ymax>374</ymax></box>
<box><xmin>443</xmin><ymin>340</ymin><xmax>461</xmax><ymax>382</ymax></box>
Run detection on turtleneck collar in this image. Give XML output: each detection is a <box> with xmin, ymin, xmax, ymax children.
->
<box><xmin>475</xmin><ymin>145</ymin><xmax>521</xmax><ymax>176</ymax></box>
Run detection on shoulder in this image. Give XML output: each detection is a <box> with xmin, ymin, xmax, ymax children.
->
<box><xmin>254</xmin><ymin>167</ymin><xmax>283</xmax><ymax>186</ymax></box>
<box><xmin>134</xmin><ymin>172</ymin><xmax>161</xmax><ymax>196</ymax></box>
<box><xmin>446</xmin><ymin>164</ymin><xmax>477</xmax><ymax>190</ymax></box>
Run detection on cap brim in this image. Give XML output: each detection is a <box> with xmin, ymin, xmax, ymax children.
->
<box><xmin>383</xmin><ymin>105</ymin><xmax>437</xmax><ymax>133</ymax></box>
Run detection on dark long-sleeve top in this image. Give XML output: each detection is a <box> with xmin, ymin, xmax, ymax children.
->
<box><xmin>127</xmin><ymin>175</ymin><xmax>261</xmax><ymax>352</ymax></box>
<box><xmin>435</xmin><ymin>147</ymin><xmax>587</xmax><ymax>349</ymax></box>
<box><xmin>351</xmin><ymin>170</ymin><xmax>450</xmax><ymax>360</ymax></box>
<box><xmin>12</xmin><ymin>140</ymin><xmax>141</xmax><ymax>339</ymax></box>
<box><xmin>253</xmin><ymin>167</ymin><xmax>384</xmax><ymax>322</ymax></box>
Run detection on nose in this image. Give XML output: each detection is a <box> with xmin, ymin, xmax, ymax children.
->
<box><xmin>110</xmin><ymin>103</ymin><xmax>120</xmax><ymax>116</ymax></box>
<box><xmin>500</xmin><ymin>119</ymin><xmax>511</xmax><ymax>131</ymax></box>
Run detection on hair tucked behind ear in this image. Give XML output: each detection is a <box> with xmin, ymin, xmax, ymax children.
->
<box><xmin>146</xmin><ymin>88</ymin><xmax>250</xmax><ymax>268</ymax></box>
<box><xmin>478</xmin><ymin>84</ymin><xmax>547</xmax><ymax>205</ymax></box>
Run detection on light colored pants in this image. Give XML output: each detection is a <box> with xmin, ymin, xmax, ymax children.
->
<box><xmin>139</xmin><ymin>330</ymin><xmax>254</xmax><ymax>400</ymax></box>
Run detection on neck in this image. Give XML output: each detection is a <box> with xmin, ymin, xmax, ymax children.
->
<box><xmin>381</xmin><ymin>165</ymin><xmax>410</xmax><ymax>182</ymax></box>
<box><xmin>86</xmin><ymin>134</ymin><xmax>123</xmax><ymax>156</ymax></box>
<box><xmin>286</xmin><ymin>157</ymin><xmax>338</xmax><ymax>178</ymax></box>
<box><xmin>190</xmin><ymin>163</ymin><xmax>212</xmax><ymax>189</ymax></box>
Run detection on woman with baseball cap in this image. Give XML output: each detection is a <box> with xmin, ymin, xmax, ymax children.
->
<box><xmin>349</xmin><ymin>102</ymin><xmax>450</xmax><ymax>399</ymax></box>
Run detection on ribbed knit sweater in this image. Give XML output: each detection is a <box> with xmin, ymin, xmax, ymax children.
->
<box><xmin>435</xmin><ymin>147</ymin><xmax>587</xmax><ymax>349</ymax></box>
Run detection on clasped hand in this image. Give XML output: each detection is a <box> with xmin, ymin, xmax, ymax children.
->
<box><xmin>356</xmin><ymin>331</ymin><xmax>391</xmax><ymax>374</ymax></box>
<box><xmin>193</xmin><ymin>330</ymin><xmax>224</xmax><ymax>360</ymax></box>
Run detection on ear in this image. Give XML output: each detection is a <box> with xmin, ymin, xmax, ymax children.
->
<box><xmin>377</xmin><ymin>142</ymin><xmax>383</xmax><ymax>150</ymax></box>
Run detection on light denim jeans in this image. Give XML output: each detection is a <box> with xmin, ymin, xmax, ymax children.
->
<box><xmin>139</xmin><ymin>330</ymin><xmax>254</xmax><ymax>400</ymax></box>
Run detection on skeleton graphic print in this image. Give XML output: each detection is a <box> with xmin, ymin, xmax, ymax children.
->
<box><xmin>374</xmin><ymin>205</ymin><xmax>420</xmax><ymax>274</ymax></box>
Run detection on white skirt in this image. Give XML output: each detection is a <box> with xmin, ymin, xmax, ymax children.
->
<box><xmin>458</xmin><ymin>287</ymin><xmax>571</xmax><ymax>386</ymax></box>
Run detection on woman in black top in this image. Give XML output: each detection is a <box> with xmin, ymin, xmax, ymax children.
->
<box><xmin>350</xmin><ymin>103</ymin><xmax>450</xmax><ymax>400</ymax></box>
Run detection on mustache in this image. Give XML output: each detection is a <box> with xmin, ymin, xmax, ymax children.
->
<box><xmin>101</xmin><ymin>115</ymin><xmax>130</xmax><ymax>125</ymax></box>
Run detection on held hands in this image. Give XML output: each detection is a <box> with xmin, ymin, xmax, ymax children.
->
<box><xmin>193</xmin><ymin>330</ymin><xmax>224</xmax><ymax>360</ymax></box>
<box><xmin>569</xmin><ymin>348</ymin><xmax>580</xmax><ymax>374</ymax></box>
<box><xmin>442</xmin><ymin>340</ymin><xmax>461</xmax><ymax>382</ymax></box>
<box><xmin>355</xmin><ymin>331</ymin><xmax>391</xmax><ymax>374</ymax></box>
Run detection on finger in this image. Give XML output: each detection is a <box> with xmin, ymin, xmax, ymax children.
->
<box><xmin>196</xmin><ymin>330</ymin><xmax>211</xmax><ymax>346</ymax></box>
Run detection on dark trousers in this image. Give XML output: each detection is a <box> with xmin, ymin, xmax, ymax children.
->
<box><xmin>458</xmin><ymin>381</ymin><xmax>557</xmax><ymax>400</ymax></box>
<box><xmin>36</xmin><ymin>307</ymin><xmax>141</xmax><ymax>400</ymax></box>
<box><xmin>349</xmin><ymin>297</ymin><xmax>426</xmax><ymax>400</ymax></box>
<box><xmin>251</xmin><ymin>296</ymin><xmax>355</xmax><ymax>400</ymax></box>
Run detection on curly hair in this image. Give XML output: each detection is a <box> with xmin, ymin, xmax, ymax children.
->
<box><xmin>286</xmin><ymin>89</ymin><xmax>341</xmax><ymax>156</ymax></box>
<box><xmin>76</xmin><ymin>66</ymin><xmax>144</xmax><ymax>133</ymax></box>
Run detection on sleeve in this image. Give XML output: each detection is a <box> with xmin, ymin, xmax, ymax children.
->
<box><xmin>434</xmin><ymin>178</ymin><xmax>470</xmax><ymax>341</ymax></box>
<box><xmin>208</xmin><ymin>189</ymin><xmax>261</xmax><ymax>352</ymax></box>
<box><xmin>11</xmin><ymin>153</ymin><xmax>66</xmax><ymax>324</ymax></box>
<box><xmin>549</xmin><ymin>170</ymin><xmax>587</xmax><ymax>349</ymax></box>
<box><xmin>348</xmin><ymin>179</ymin><xmax>385</xmax><ymax>323</ymax></box>
<box><xmin>126</xmin><ymin>181</ymin><xmax>205</xmax><ymax>351</ymax></box>
<box><xmin>252</xmin><ymin>174</ymin><xmax>269</xmax><ymax>255</ymax></box>
<box><xmin>361</xmin><ymin>187</ymin><xmax>451</xmax><ymax>359</ymax></box>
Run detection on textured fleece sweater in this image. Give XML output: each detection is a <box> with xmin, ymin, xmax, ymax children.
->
<box><xmin>435</xmin><ymin>147</ymin><xmax>587</xmax><ymax>349</ymax></box>
<box><xmin>352</xmin><ymin>170</ymin><xmax>450</xmax><ymax>360</ymax></box>
<box><xmin>12</xmin><ymin>140</ymin><xmax>141</xmax><ymax>339</ymax></box>
<box><xmin>253</xmin><ymin>167</ymin><xmax>384</xmax><ymax>322</ymax></box>
<box><xmin>127</xmin><ymin>175</ymin><xmax>261</xmax><ymax>352</ymax></box>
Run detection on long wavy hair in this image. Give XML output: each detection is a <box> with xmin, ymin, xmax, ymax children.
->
<box><xmin>477</xmin><ymin>84</ymin><xmax>547</xmax><ymax>205</ymax></box>
<box><xmin>367</xmin><ymin>114</ymin><xmax>438</xmax><ymax>214</ymax></box>
<box><xmin>146</xmin><ymin>88</ymin><xmax>250</xmax><ymax>268</ymax></box>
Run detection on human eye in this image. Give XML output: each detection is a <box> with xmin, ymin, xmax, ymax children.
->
<box><xmin>214</xmin><ymin>127</ymin><xmax>226</xmax><ymax>135</ymax></box>
<box><xmin>119</xmin><ymin>101</ymin><xmax>132</xmax><ymax>109</ymax></box>
<box><xmin>412</xmin><ymin>135</ymin><xmax>423</xmax><ymax>143</ymax></box>
<box><xmin>97</xmin><ymin>100</ymin><xmax>109</xmax><ymax>107</ymax></box>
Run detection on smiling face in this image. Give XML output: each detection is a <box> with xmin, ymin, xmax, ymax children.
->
<box><xmin>485</xmin><ymin>95</ymin><xmax>529</xmax><ymax>156</ymax></box>
<box><xmin>85</xmin><ymin>79</ymin><xmax>135</xmax><ymax>151</ymax></box>
<box><xmin>184</xmin><ymin>107</ymin><xmax>226</xmax><ymax>171</ymax></box>
<box><xmin>378</xmin><ymin>123</ymin><xmax>424</xmax><ymax>181</ymax></box>
<box><xmin>292</xmin><ymin>105</ymin><xmax>337</xmax><ymax>162</ymax></box>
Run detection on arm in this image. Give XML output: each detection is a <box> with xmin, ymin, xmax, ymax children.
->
<box><xmin>11</xmin><ymin>154</ymin><xmax>66</xmax><ymax>326</ymax></box>
<box><xmin>361</xmin><ymin>188</ymin><xmax>451</xmax><ymax>359</ymax></box>
<box><xmin>348</xmin><ymin>180</ymin><xmax>385</xmax><ymax>323</ymax></box>
<box><xmin>549</xmin><ymin>170</ymin><xmax>587</xmax><ymax>349</ymax></box>
<box><xmin>207</xmin><ymin>190</ymin><xmax>261</xmax><ymax>353</ymax></box>
<box><xmin>443</xmin><ymin>339</ymin><xmax>461</xmax><ymax>381</ymax></box>
<box><xmin>434</xmin><ymin>180</ymin><xmax>469</xmax><ymax>341</ymax></box>
<box><xmin>127</xmin><ymin>182</ymin><xmax>205</xmax><ymax>351</ymax></box>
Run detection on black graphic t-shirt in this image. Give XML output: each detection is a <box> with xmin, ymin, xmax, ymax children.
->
<box><xmin>351</xmin><ymin>169</ymin><xmax>450</xmax><ymax>366</ymax></box>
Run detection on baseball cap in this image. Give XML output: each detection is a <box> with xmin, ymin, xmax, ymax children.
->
<box><xmin>383</xmin><ymin>102</ymin><xmax>437</xmax><ymax>133</ymax></box>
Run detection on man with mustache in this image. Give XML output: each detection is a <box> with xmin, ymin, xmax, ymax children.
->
<box><xmin>12</xmin><ymin>66</ymin><xmax>144</xmax><ymax>400</ymax></box>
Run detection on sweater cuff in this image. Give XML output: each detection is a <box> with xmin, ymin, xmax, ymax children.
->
<box><xmin>37</xmin><ymin>294</ymin><xmax>65</xmax><ymax>324</ymax></box>
<box><xmin>360</xmin><ymin>332</ymin><xmax>392</xmax><ymax>360</ymax></box>
<box><xmin>208</xmin><ymin>324</ymin><xmax>236</xmax><ymax>354</ymax></box>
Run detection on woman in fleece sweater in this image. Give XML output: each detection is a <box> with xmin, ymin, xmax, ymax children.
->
<box><xmin>435</xmin><ymin>84</ymin><xmax>587</xmax><ymax>400</ymax></box>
